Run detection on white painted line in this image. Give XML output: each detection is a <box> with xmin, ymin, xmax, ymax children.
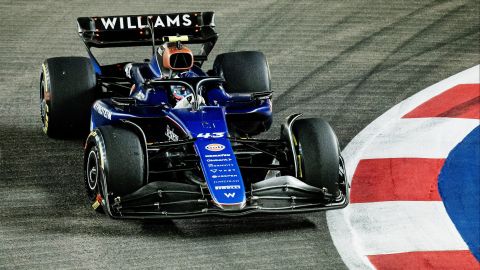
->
<box><xmin>347</xmin><ymin>201</ymin><xmax>468</xmax><ymax>255</ymax></box>
<box><xmin>360</xmin><ymin>118</ymin><xmax>479</xmax><ymax>159</ymax></box>
<box><xmin>327</xmin><ymin>209</ymin><xmax>376</xmax><ymax>270</ymax></box>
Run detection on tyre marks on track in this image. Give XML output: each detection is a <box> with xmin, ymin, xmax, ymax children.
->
<box><xmin>1</xmin><ymin>1</ymin><xmax>479</xmax><ymax>269</ymax></box>
<box><xmin>273</xmin><ymin>0</ymin><xmax>479</xmax><ymax>132</ymax></box>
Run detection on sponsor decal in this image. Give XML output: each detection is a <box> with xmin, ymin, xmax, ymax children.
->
<box><xmin>205</xmin><ymin>153</ymin><xmax>231</xmax><ymax>158</ymax></box>
<box><xmin>224</xmin><ymin>193</ymin><xmax>236</xmax><ymax>198</ymax></box>
<box><xmin>210</xmin><ymin>169</ymin><xmax>236</xmax><ymax>173</ymax></box>
<box><xmin>211</xmin><ymin>174</ymin><xmax>238</xmax><ymax>179</ymax></box>
<box><xmin>206</xmin><ymin>158</ymin><xmax>232</xmax><ymax>162</ymax></box>
<box><xmin>211</xmin><ymin>169</ymin><xmax>236</xmax><ymax>173</ymax></box>
<box><xmin>205</xmin><ymin>143</ymin><xmax>225</xmax><ymax>152</ymax></box>
<box><xmin>98</xmin><ymin>14</ymin><xmax>192</xmax><ymax>30</ymax></box>
<box><xmin>93</xmin><ymin>102</ymin><xmax>112</xmax><ymax>120</ymax></box>
<box><xmin>213</xmin><ymin>180</ymin><xmax>239</xmax><ymax>185</ymax></box>
<box><xmin>207</xmin><ymin>163</ymin><xmax>234</xmax><ymax>168</ymax></box>
<box><xmin>165</xmin><ymin>125</ymin><xmax>179</xmax><ymax>142</ymax></box>
<box><xmin>214</xmin><ymin>185</ymin><xmax>241</xmax><ymax>190</ymax></box>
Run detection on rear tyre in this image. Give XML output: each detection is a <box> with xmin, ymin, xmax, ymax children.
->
<box><xmin>213</xmin><ymin>51</ymin><xmax>271</xmax><ymax>94</ymax></box>
<box><xmin>40</xmin><ymin>57</ymin><xmax>96</xmax><ymax>138</ymax></box>
<box><xmin>84</xmin><ymin>125</ymin><xmax>146</xmax><ymax>212</ymax></box>
<box><xmin>292</xmin><ymin>118</ymin><xmax>340</xmax><ymax>196</ymax></box>
<box><xmin>213</xmin><ymin>51</ymin><xmax>273</xmax><ymax>137</ymax></box>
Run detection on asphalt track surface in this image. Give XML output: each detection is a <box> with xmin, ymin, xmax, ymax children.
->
<box><xmin>0</xmin><ymin>0</ymin><xmax>478</xmax><ymax>269</ymax></box>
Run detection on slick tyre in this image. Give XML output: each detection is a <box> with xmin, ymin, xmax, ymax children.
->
<box><xmin>213</xmin><ymin>51</ymin><xmax>271</xmax><ymax>94</ymax></box>
<box><xmin>292</xmin><ymin>118</ymin><xmax>340</xmax><ymax>197</ymax></box>
<box><xmin>40</xmin><ymin>57</ymin><xmax>96</xmax><ymax>138</ymax></box>
<box><xmin>84</xmin><ymin>126</ymin><xmax>146</xmax><ymax>212</ymax></box>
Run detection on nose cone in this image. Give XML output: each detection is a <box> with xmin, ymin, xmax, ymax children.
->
<box><xmin>214</xmin><ymin>200</ymin><xmax>247</xmax><ymax>211</ymax></box>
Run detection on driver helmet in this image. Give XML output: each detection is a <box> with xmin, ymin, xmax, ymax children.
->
<box><xmin>158</xmin><ymin>42</ymin><xmax>194</xmax><ymax>73</ymax></box>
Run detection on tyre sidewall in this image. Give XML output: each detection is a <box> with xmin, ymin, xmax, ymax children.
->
<box><xmin>213</xmin><ymin>51</ymin><xmax>271</xmax><ymax>94</ymax></box>
<box><xmin>96</xmin><ymin>125</ymin><xmax>146</xmax><ymax>197</ymax></box>
<box><xmin>41</xmin><ymin>57</ymin><xmax>96</xmax><ymax>138</ymax></box>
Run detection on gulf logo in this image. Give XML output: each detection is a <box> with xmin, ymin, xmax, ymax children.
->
<box><xmin>205</xmin><ymin>143</ymin><xmax>225</xmax><ymax>152</ymax></box>
<box><xmin>327</xmin><ymin>65</ymin><xmax>480</xmax><ymax>269</ymax></box>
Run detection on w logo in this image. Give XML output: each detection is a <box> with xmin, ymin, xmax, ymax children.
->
<box><xmin>224</xmin><ymin>192</ymin><xmax>236</xmax><ymax>198</ymax></box>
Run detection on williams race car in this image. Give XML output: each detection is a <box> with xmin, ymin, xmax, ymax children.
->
<box><xmin>39</xmin><ymin>12</ymin><xmax>349</xmax><ymax>218</ymax></box>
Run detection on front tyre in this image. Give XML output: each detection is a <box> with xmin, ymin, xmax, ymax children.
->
<box><xmin>84</xmin><ymin>125</ymin><xmax>146</xmax><ymax>213</ymax></box>
<box><xmin>292</xmin><ymin>118</ymin><xmax>341</xmax><ymax>197</ymax></box>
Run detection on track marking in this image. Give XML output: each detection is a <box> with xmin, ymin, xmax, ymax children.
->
<box><xmin>403</xmin><ymin>84</ymin><xmax>480</xmax><ymax>119</ymax></box>
<box><xmin>350</xmin><ymin>158</ymin><xmax>444</xmax><ymax>202</ymax></box>
<box><xmin>345</xmin><ymin>201</ymin><xmax>468</xmax><ymax>254</ymax></box>
<box><xmin>327</xmin><ymin>65</ymin><xmax>480</xmax><ymax>269</ymax></box>
<box><xmin>358</xmin><ymin>118</ymin><xmax>478</xmax><ymax>159</ymax></box>
<box><xmin>368</xmin><ymin>250</ymin><xmax>479</xmax><ymax>270</ymax></box>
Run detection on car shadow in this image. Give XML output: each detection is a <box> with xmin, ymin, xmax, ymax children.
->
<box><xmin>141</xmin><ymin>214</ymin><xmax>317</xmax><ymax>237</ymax></box>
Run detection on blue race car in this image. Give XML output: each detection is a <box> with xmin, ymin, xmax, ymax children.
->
<box><xmin>39</xmin><ymin>12</ymin><xmax>349</xmax><ymax>218</ymax></box>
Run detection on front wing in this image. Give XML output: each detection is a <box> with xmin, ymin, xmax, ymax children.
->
<box><xmin>98</xmin><ymin>167</ymin><xmax>349</xmax><ymax>219</ymax></box>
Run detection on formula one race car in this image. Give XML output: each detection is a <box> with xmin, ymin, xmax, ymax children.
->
<box><xmin>39</xmin><ymin>12</ymin><xmax>349</xmax><ymax>218</ymax></box>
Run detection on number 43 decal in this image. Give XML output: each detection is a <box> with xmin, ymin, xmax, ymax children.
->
<box><xmin>197</xmin><ymin>132</ymin><xmax>225</xmax><ymax>138</ymax></box>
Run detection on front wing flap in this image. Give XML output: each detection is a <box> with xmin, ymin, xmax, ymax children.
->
<box><xmin>101</xmin><ymin>174</ymin><xmax>349</xmax><ymax>219</ymax></box>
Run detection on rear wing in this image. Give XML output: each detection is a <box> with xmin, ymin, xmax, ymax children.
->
<box><xmin>77</xmin><ymin>12</ymin><xmax>217</xmax><ymax>48</ymax></box>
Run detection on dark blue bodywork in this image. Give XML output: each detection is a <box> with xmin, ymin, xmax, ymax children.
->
<box><xmin>90</xmin><ymin>53</ymin><xmax>272</xmax><ymax>209</ymax></box>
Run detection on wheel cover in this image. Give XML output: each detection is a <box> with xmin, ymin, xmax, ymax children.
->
<box><xmin>86</xmin><ymin>148</ymin><xmax>99</xmax><ymax>191</ymax></box>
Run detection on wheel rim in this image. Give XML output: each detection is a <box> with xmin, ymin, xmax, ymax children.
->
<box><xmin>86</xmin><ymin>148</ymin><xmax>99</xmax><ymax>191</ymax></box>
